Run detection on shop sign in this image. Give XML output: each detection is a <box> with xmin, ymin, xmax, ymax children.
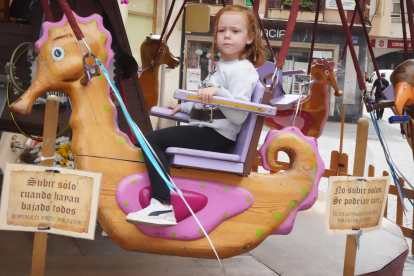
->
<box><xmin>326</xmin><ymin>0</ymin><xmax>356</xmax><ymax>10</ymax></box>
<box><xmin>351</xmin><ymin>35</ymin><xmax>358</xmax><ymax>44</ymax></box>
<box><xmin>325</xmin><ymin>176</ymin><xmax>390</xmax><ymax>235</ymax></box>
<box><xmin>388</xmin><ymin>39</ymin><xmax>412</xmax><ymax>49</ymax></box>
<box><xmin>0</xmin><ymin>164</ymin><xmax>102</xmax><ymax>239</ymax></box>
<box><xmin>262</xmin><ymin>29</ymin><xmax>285</xmax><ymax>39</ymax></box>
<box><xmin>371</xmin><ymin>39</ymin><xmax>412</xmax><ymax>49</ymax></box>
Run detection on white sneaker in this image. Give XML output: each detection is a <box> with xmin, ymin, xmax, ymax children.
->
<box><xmin>126</xmin><ymin>198</ymin><xmax>177</xmax><ymax>227</ymax></box>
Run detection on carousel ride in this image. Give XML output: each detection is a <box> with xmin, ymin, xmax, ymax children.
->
<box><xmin>8</xmin><ymin>0</ymin><xmax>326</xmax><ymax>260</ymax></box>
<box><xmin>4</xmin><ymin>0</ymin><xmax>410</xmax><ymax>273</ymax></box>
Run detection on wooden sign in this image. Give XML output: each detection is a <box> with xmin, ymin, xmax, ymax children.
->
<box><xmin>326</xmin><ymin>176</ymin><xmax>391</xmax><ymax>235</ymax></box>
<box><xmin>0</xmin><ymin>163</ymin><xmax>102</xmax><ymax>239</ymax></box>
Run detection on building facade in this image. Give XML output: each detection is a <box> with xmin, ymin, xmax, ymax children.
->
<box><xmin>182</xmin><ymin>0</ymin><xmax>369</xmax><ymax>123</ymax></box>
<box><xmin>367</xmin><ymin>0</ymin><xmax>412</xmax><ymax>79</ymax></box>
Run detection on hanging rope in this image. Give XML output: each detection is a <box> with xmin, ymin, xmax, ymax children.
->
<box><xmin>118</xmin><ymin>76</ymin><xmax>136</xmax><ymax>144</ymax></box>
<box><xmin>252</xmin><ymin>0</ymin><xmax>276</xmax><ymax>62</ymax></box>
<box><xmin>276</xmin><ymin>0</ymin><xmax>300</xmax><ymax>69</ymax></box>
<box><xmin>165</xmin><ymin>0</ymin><xmax>187</xmax><ymax>41</ymax></box>
<box><xmin>40</xmin><ymin>0</ymin><xmax>54</xmax><ymax>22</ymax></box>
<box><xmin>334</xmin><ymin>0</ymin><xmax>365</xmax><ymax>90</ymax></box>
<box><xmin>369</xmin><ymin>110</ymin><xmax>414</xmax><ymax>211</ymax></box>
<box><xmin>405</xmin><ymin>0</ymin><xmax>414</xmax><ymax>55</ymax></box>
<box><xmin>339</xmin><ymin>6</ymin><xmax>356</xmax><ymax>62</ymax></box>
<box><xmin>97</xmin><ymin>60</ymin><xmax>227</xmax><ymax>275</ymax></box>
<box><xmin>400</xmin><ymin>0</ymin><xmax>409</xmax><ymax>60</ymax></box>
<box><xmin>355</xmin><ymin>0</ymin><xmax>381</xmax><ymax>80</ymax></box>
<box><xmin>307</xmin><ymin>0</ymin><xmax>322</xmax><ymax>75</ymax></box>
<box><xmin>151</xmin><ymin>0</ymin><xmax>177</xmax><ymax>67</ymax></box>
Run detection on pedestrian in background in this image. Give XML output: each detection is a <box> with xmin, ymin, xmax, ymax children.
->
<box><xmin>370</xmin><ymin>72</ymin><xmax>389</xmax><ymax>120</ymax></box>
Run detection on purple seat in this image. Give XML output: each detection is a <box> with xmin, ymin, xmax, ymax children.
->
<box><xmin>256</xmin><ymin>62</ymin><xmax>305</xmax><ymax>110</ymax></box>
<box><xmin>165</xmin><ymin>80</ymin><xmax>270</xmax><ymax>176</ymax></box>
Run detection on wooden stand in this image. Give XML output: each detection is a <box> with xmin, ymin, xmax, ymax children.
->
<box><xmin>343</xmin><ymin>118</ymin><xmax>369</xmax><ymax>276</ymax></box>
<box><xmin>31</xmin><ymin>96</ymin><xmax>59</xmax><ymax>276</ymax></box>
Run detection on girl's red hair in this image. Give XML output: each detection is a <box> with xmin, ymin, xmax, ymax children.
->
<box><xmin>212</xmin><ymin>5</ymin><xmax>267</xmax><ymax>68</ymax></box>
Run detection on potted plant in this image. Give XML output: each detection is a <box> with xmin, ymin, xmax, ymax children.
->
<box><xmin>282</xmin><ymin>0</ymin><xmax>316</xmax><ymax>11</ymax></box>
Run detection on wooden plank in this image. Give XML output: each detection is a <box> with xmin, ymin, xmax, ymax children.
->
<box><xmin>368</xmin><ymin>164</ymin><xmax>375</xmax><ymax>177</ymax></box>
<box><xmin>343</xmin><ymin>235</ymin><xmax>357</xmax><ymax>276</ymax></box>
<box><xmin>344</xmin><ymin>118</ymin><xmax>369</xmax><ymax>276</ymax></box>
<box><xmin>340</xmin><ymin>153</ymin><xmax>348</xmax><ymax>174</ymax></box>
<box><xmin>383</xmin><ymin>171</ymin><xmax>389</xmax><ymax>218</ymax></box>
<box><xmin>330</xmin><ymin>150</ymin><xmax>339</xmax><ymax>171</ymax></box>
<box><xmin>31</xmin><ymin>96</ymin><xmax>59</xmax><ymax>276</ymax></box>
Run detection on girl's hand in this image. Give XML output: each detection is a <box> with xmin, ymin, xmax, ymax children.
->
<box><xmin>198</xmin><ymin>87</ymin><xmax>220</xmax><ymax>104</ymax></box>
<box><xmin>168</xmin><ymin>104</ymin><xmax>181</xmax><ymax>115</ymax></box>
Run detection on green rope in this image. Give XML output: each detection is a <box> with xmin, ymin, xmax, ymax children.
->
<box><xmin>6</xmin><ymin>49</ymin><xmax>70</xmax><ymax>142</ymax></box>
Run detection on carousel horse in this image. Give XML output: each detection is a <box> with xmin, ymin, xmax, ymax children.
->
<box><xmin>10</xmin><ymin>12</ymin><xmax>325</xmax><ymax>259</ymax></box>
<box><xmin>140</xmin><ymin>34</ymin><xmax>180</xmax><ymax>111</ymax></box>
<box><xmin>264</xmin><ymin>58</ymin><xmax>343</xmax><ymax>138</ymax></box>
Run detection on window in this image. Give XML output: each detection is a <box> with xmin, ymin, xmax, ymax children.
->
<box><xmin>187</xmin><ymin>0</ymin><xmax>230</xmax><ymax>4</ymax></box>
<box><xmin>268</xmin><ymin>0</ymin><xmax>324</xmax><ymax>11</ymax></box>
<box><xmin>125</xmin><ymin>0</ymin><xmax>157</xmax><ymax>65</ymax></box>
<box><xmin>391</xmin><ymin>0</ymin><xmax>401</xmax><ymax>19</ymax></box>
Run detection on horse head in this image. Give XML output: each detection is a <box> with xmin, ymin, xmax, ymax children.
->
<box><xmin>10</xmin><ymin>13</ymin><xmax>112</xmax><ymax>117</ymax></box>
<box><xmin>140</xmin><ymin>34</ymin><xmax>180</xmax><ymax>70</ymax></box>
<box><xmin>392</xmin><ymin>60</ymin><xmax>414</xmax><ymax>117</ymax></box>
<box><xmin>311</xmin><ymin>58</ymin><xmax>343</xmax><ymax>97</ymax></box>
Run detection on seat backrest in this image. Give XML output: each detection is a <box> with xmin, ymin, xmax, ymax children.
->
<box><xmin>228</xmin><ymin>80</ymin><xmax>266</xmax><ymax>163</ymax></box>
<box><xmin>257</xmin><ymin>61</ymin><xmax>276</xmax><ymax>85</ymax></box>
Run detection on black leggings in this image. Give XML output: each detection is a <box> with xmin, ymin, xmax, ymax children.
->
<box><xmin>138</xmin><ymin>126</ymin><xmax>234</xmax><ymax>204</ymax></box>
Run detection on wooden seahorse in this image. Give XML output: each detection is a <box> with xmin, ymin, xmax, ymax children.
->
<box><xmin>140</xmin><ymin>34</ymin><xmax>180</xmax><ymax>111</ymax></box>
<box><xmin>9</xmin><ymin>12</ymin><xmax>325</xmax><ymax>259</ymax></box>
<box><xmin>265</xmin><ymin>58</ymin><xmax>343</xmax><ymax>138</ymax></box>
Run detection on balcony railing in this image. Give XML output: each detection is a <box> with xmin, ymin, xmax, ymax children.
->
<box><xmin>268</xmin><ymin>0</ymin><xmax>324</xmax><ymax>11</ymax></box>
<box><xmin>187</xmin><ymin>0</ymin><xmax>231</xmax><ymax>5</ymax></box>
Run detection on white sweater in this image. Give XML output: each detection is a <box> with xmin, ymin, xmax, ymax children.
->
<box><xmin>181</xmin><ymin>59</ymin><xmax>259</xmax><ymax>141</ymax></box>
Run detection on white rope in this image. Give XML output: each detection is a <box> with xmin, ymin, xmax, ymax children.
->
<box><xmin>40</xmin><ymin>156</ymin><xmax>55</xmax><ymax>161</ymax></box>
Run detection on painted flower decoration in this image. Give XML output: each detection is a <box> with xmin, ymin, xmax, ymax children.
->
<box><xmin>33</xmin><ymin>136</ymin><xmax>74</xmax><ymax>169</ymax></box>
<box><xmin>56</xmin><ymin>143</ymin><xmax>71</xmax><ymax>159</ymax></box>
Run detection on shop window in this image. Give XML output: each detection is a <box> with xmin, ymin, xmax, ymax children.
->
<box><xmin>268</xmin><ymin>0</ymin><xmax>324</xmax><ymax>11</ymax></box>
<box><xmin>186</xmin><ymin>41</ymin><xmax>220</xmax><ymax>90</ymax></box>
<box><xmin>126</xmin><ymin>0</ymin><xmax>156</xmax><ymax>65</ymax></box>
<box><xmin>269</xmin><ymin>47</ymin><xmax>333</xmax><ymax>94</ymax></box>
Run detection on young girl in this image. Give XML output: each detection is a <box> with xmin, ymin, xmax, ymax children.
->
<box><xmin>126</xmin><ymin>5</ymin><xmax>267</xmax><ymax>227</ymax></box>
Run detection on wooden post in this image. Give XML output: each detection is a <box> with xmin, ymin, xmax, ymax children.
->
<box><xmin>339</xmin><ymin>102</ymin><xmax>346</xmax><ymax>155</ymax></box>
<box><xmin>31</xmin><ymin>96</ymin><xmax>60</xmax><ymax>276</ymax></box>
<box><xmin>383</xmin><ymin>171</ymin><xmax>389</xmax><ymax>218</ymax></box>
<box><xmin>368</xmin><ymin>165</ymin><xmax>375</xmax><ymax>177</ymax></box>
<box><xmin>343</xmin><ymin>118</ymin><xmax>369</xmax><ymax>276</ymax></box>
<box><xmin>337</xmin><ymin>103</ymin><xmax>346</xmax><ymax>176</ymax></box>
<box><xmin>396</xmin><ymin>177</ymin><xmax>405</xmax><ymax>226</ymax></box>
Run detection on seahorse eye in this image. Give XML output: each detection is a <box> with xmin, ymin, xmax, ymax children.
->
<box><xmin>325</xmin><ymin>70</ymin><xmax>329</xmax><ymax>75</ymax></box>
<box><xmin>52</xmin><ymin>46</ymin><xmax>65</xmax><ymax>61</ymax></box>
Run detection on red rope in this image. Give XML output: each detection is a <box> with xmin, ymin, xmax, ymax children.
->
<box><xmin>118</xmin><ymin>76</ymin><xmax>135</xmax><ymax>144</ymax></box>
<box><xmin>166</xmin><ymin>0</ymin><xmax>187</xmax><ymax>41</ymax></box>
<box><xmin>355</xmin><ymin>0</ymin><xmax>380</xmax><ymax>80</ymax></box>
<box><xmin>404</xmin><ymin>0</ymin><xmax>414</xmax><ymax>60</ymax></box>
<box><xmin>41</xmin><ymin>0</ymin><xmax>55</xmax><ymax>22</ymax></box>
<box><xmin>340</xmin><ymin>6</ymin><xmax>357</xmax><ymax>61</ymax></box>
<box><xmin>400</xmin><ymin>0</ymin><xmax>409</xmax><ymax>60</ymax></box>
<box><xmin>57</xmin><ymin>0</ymin><xmax>84</xmax><ymax>40</ymax></box>
<box><xmin>151</xmin><ymin>0</ymin><xmax>177</xmax><ymax>65</ymax></box>
<box><xmin>335</xmin><ymin>0</ymin><xmax>365</xmax><ymax>90</ymax></box>
<box><xmin>252</xmin><ymin>0</ymin><xmax>275</xmax><ymax>61</ymax></box>
<box><xmin>307</xmin><ymin>0</ymin><xmax>321</xmax><ymax>75</ymax></box>
<box><xmin>276</xmin><ymin>0</ymin><xmax>300</xmax><ymax>68</ymax></box>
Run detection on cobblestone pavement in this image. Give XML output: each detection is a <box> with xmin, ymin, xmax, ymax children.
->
<box><xmin>259</xmin><ymin>107</ymin><xmax>414</xmax><ymax>275</ymax></box>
